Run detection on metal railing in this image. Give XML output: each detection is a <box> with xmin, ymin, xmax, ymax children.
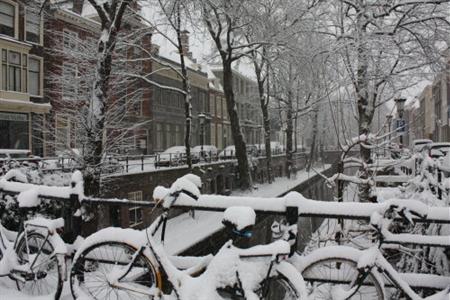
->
<box><xmin>2</xmin><ymin>148</ymin><xmax>290</xmax><ymax>175</ymax></box>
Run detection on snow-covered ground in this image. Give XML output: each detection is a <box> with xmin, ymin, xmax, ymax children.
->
<box><xmin>0</xmin><ymin>165</ymin><xmax>330</xmax><ymax>299</ymax></box>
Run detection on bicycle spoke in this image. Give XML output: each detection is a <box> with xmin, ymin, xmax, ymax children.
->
<box><xmin>71</xmin><ymin>241</ymin><xmax>157</xmax><ymax>300</ymax></box>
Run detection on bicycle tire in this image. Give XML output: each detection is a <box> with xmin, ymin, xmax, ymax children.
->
<box><xmin>301</xmin><ymin>256</ymin><xmax>385</xmax><ymax>300</ymax></box>
<box><xmin>15</xmin><ymin>231</ymin><xmax>64</xmax><ymax>299</ymax></box>
<box><xmin>70</xmin><ymin>241</ymin><xmax>161</xmax><ymax>300</ymax></box>
<box><xmin>255</xmin><ymin>261</ymin><xmax>305</xmax><ymax>300</ymax></box>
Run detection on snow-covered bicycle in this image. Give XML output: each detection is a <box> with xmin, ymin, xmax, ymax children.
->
<box><xmin>295</xmin><ymin>202</ymin><xmax>450</xmax><ymax>300</ymax></box>
<box><xmin>0</xmin><ymin>190</ymin><xmax>67</xmax><ymax>299</ymax></box>
<box><xmin>70</xmin><ymin>174</ymin><xmax>306</xmax><ymax>300</ymax></box>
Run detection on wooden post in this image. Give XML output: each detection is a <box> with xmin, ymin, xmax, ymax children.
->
<box><xmin>286</xmin><ymin>206</ymin><xmax>298</xmax><ymax>256</ymax></box>
<box><xmin>437</xmin><ymin>170</ymin><xmax>442</xmax><ymax>200</ymax></box>
<box><xmin>68</xmin><ymin>192</ymin><xmax>81</xmax><ymax>242</ymax></box>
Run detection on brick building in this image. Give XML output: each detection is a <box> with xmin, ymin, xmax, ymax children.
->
<box><xmin>204</xmin><ymin>65</ymin><xmax>231</xmax><ymax>150</ymax></box>
<box><xmin>410</xmin><ymin>63</ymin><xmax>449</xmax><ymax>144</ymax></box>
<box><xmin>150</xmin><ymin>32</ymin><xmax>210</xmax><ymax>152</ymax></box>
<box><xmin>0</xmin><ymin>0</ymin><xmax>49</xmax><ymax>155</ymax></box>
<box><xmin>211</xmin><ymin>66</ymin><xmax>263</xmax><ymax>146</ymax></box>
<box><xmin>43</xmin><ymin>0</ymin><xmax>153</xmax><ymax>155</ymax></box>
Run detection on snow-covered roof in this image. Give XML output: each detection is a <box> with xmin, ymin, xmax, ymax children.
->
<box><xmin>81</xmin><ymin>1</ymin><xmax>98</xmax><ymax>18</ymax></box>
<box><xmin>151</xmin><ymin>33</ymin><xmax>202</xmax><ymax>73</ymax></box>
<box><xmin>210</xmin><ymin>60</ymin><xmax>257</xmax><ymax>83</ymax></box>
<box><xmin>201</xmin><ymin>64</ymin><xmax>223</xmax><ymax>92</ymax></box>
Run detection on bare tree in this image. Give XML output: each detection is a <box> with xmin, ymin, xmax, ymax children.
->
<box><xmin>244</xmin><ymin>0</ymin><xmax>307</xmax><ymax>182</ymax></box>
<box><xmin>80</xmin><ymin>0</ymin><xmax>133</xmax><ymax>195</ymax></box>
<box><xmin>314</xmin><ymin>0</ymin><xmax>450</xmax><ymax>201</ymax></box>
<box><xmin>195</xmin><ymin>0</ymin><xmax>262</xmax><ymax>189</ymax></box>
<box><xmin>133</xmin><ymin>0</ymin><xmax>197</xmax><ymax>169</ymax></box>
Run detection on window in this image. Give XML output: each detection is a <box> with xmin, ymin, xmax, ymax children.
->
<box><xmin>63</xmin><ymin>30</ymin><xmax>78</xmax><ymax>52</ymax></box>
<box><xmin>1</xmin><ymin>49</ymin><xmax>6</xmax><ymax>90</ymax></box>
<box><xmin>211</xmin><ymin>123</ymin><xmax>216</xmax><ymax>147</ymax></box>
<box><xmin>210</xmin><ymin>95</ymin><xmax>215</xmax><ymax>115</ymax></box>
<box><xmin>165</xmin><ymin>124</ymin><xmax>171</xmax><ymax>147</ymax></box>
<box><xmin>0</xmin><ymin>49</ymin><xmax>34</xmax><ymax>93</ymax></box>
<box><xmin>216</xmin><ymin>96</ymin><xmax>221</xmax><ymax>117</ymax></box>
<box><xmin>222</xmin><ymin>98</ymin><xmax>227</xmax><ymax>120</ymax></box>
<box><xmin>156</xmin><ymin>123</ymin><xmax>162</xmax><ymax>150</ymax></box>
<box><xmin>0</xmin><ymin>1</ymin><xmax>15</xmax><ymax>37</ymax></box>
<box><xmin>175</xmin><ymin>125</ymin><xmax>181</xmax><ymax>146</ymax></box>
<box><xmin>8</xmin><ymin>51</ymin><xmax>21</xmax><ymax>92</ymax></box>
<box><xmin>55</xmin><ymin>115</ymin><xmax>70</xmax><ymax>151</ymax></box>
<box><xmin>62</xmin><ymin>63</ymin><xmax>79</xmax><ymax>99</ymax></box>
<box><xmin>217</xmin><ymin>123</ymin><xmax>222</xmax><ymax>149</ymax></box>
<box><xmin>128</xmin><ymin>191</ymin><xmax>143</xmax><ymax>227</ymax></box>
<box><xmin>25</xmin><ymin>8</ymin><xmax>41</xmax><ymax>43</ymax></box>
<box><xmin>0</xmin><ymin>112</ymin><xmax>29</xmax><ymax>149</ymax></box>
<box><xmin>28</xmin><ymin>57</ymin><xmax>40</xmax><ymax>95</ymax></box>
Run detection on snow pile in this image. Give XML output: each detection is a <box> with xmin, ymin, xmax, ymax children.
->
<box><xmin>222</xmin><ymin>207</ymin><xmax>256</xmax><ymax>230</ymax></box>
<box><xmin>17</xmin><ymin>189</ymin><xmax>40</xmax><ymax>208</ymax></box>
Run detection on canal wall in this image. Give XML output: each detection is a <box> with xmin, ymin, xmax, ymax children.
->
<box><xmin>178</xmin><ymin>163</ymin><xmax>338</xmax><ymax>256</ymax></box>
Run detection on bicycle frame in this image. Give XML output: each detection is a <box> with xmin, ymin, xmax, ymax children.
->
<box><xmin>355</xmin><ymin>246</ymin><xmax>450</xmax><ymax>300</ymax></box>
<box><xmin>0</xmin><ymin>219</ymin><xmax>66</xmax><ymax>281</ymax></box>
<box><xmin>104</xmin><ymin>204</ymin><xmax>294</xmax><ymax>299</ymax></box>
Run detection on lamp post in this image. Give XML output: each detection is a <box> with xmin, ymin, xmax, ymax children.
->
<box><xmin>394</xmin><ymin>98</ymin><xmax>406</xmax><ymax>147</ymax></box>
<box><xmin>198</xmin><ymin>113</ymin><xmax>206</xmax><ymax>160</ymax></box>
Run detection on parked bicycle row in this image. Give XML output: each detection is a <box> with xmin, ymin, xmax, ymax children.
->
<box><xmin>0</xmin><ymin>170</ymin><xmax>449</xmax><ymax>299</ymax></box>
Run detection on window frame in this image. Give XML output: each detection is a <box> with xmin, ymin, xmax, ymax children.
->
<box><xmin>24</xmin><ymin>6</ymin><xmax>43</xmax><ymax>45</ymax></box>
<box><xmin>128</xmin><ymin>191</ymin><xmax>143</xmax><ymax>227</ymax></box>
<box><xmin>28</xmin><ymin>55</ymin><xmax>42</xmax><ymax>96</ymax></box>
<box><xmin>55</xmin><ymin>114</ymin><xmax>71</xmax><ymax>152</ymax></box>
<box><xmin>0</xmin><ymin>0</ymin><xmax>18</xmax><ymax>39</ymax></box>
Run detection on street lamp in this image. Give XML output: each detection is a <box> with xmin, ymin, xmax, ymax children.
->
<box><xmin>386</xmin><ymin>114</ymin><xmax>393</xmax><ymax>156</ymax></box>
<box><xmin>394</xmin><ymin>98</ymin><xmax>406</xmax><ymax>118</ymax></box>
<box><xmin>394</xmin><ymin>98</ymin><xmax>406</xmax><ymax>147</ymax></box>
<box><xmin>198</xmin><ymin>113</ymin><xmax>206</xmax><ymax>160</ymax></box>
<box><xmin>386</xmin><ymin>114</ymin><xmax>393</xmax><ymax>134</ymax></box>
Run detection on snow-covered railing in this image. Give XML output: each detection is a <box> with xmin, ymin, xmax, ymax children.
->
<box><xmin>1</xmin><ymin>171</ymin><xmax>449</xmax><ymax>247</ymax></box>
<box><xmin>1</xmin><ymin>173</ymin><xmax>449</xmax><ymax>226</ymax></box>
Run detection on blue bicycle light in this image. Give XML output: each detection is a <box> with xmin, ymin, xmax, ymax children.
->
<box><xmin>233</xmin><ymin>229</ymin><xmax>253</xmax><ymax>238</ymax></box>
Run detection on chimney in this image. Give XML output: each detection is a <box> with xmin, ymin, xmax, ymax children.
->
<box><xmin>180</xmin><ymin>30</ymin><xmax>192</xmax><ymax>59</ymax></box>
<box><xmin>72</xmin><ymin>0</ymin><xmax>84</xmax><ymax>14</ymax></box>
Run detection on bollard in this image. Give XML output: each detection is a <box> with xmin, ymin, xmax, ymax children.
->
<box><xmin>68</xmin><ymin>193</ymin><xmax>81</xmax><ymax>243</ymax></box>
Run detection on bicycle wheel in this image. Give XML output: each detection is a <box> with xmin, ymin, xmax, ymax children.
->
<box><xmin>257</xmin><ymin>261</ymin><xmax>304</xmax><ymax>300</ymax></box>
<box><xmin>258</xmin><ymin>276</ymin><xmax>301</xmax><ymax>299</ymax></box>
<box><xmin>15</xmin><ymin>231</ymin><xmax>64</xmax><ymax>299</ymax></box>
<box><xmin>302</xmin><ymin>257</ymin><xmax>385</xmax><ymax>300</ymax></box>
<box><xmin>70</xmin><ymin>241</ymin><xmax>160</xmax><ymax>300</ymax></box>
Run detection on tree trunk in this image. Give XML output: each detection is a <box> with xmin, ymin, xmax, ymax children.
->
<box><xmin>175</xmin><ymin>8</ymin><xmax>192</xmax><ymax>170</ymax></box>
<box><xmin>306</xmin><ymin>109</ymin><xmax>318</xmax><ymax>171</ymax></box>
<box><xmin>222</xmin><ymin>60</ymin><xmax>252</xmax><ymax>189</ymax></box>
<box><xmin>84</xmin><ymin>0</ymin><xmax>130</xmax><ymax>229</ymax></box>
<box><xmin>254</xmin><ymin>57</ymin><xmax>273</xmax><ymax>183</ymax></box>
<box><xmin>356</xmin><ymin>6</ymin><xmax>372</xmax><ymax>202</ymax></box>
<box><xmin>285</xmin><ymin>91</ymin><xmax>294</xmax><ymax>179</ymax></box>
<box><xmin>84</xmin><ymin>32</ymin><xmax>115</xmax><ymax>197</ymax></box>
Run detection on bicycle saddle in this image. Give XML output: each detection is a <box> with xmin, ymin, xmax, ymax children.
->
<box><xmin>222</xmin><ymin>206</ymin><xmax>256</xmax><ymax>238</ymax></box>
